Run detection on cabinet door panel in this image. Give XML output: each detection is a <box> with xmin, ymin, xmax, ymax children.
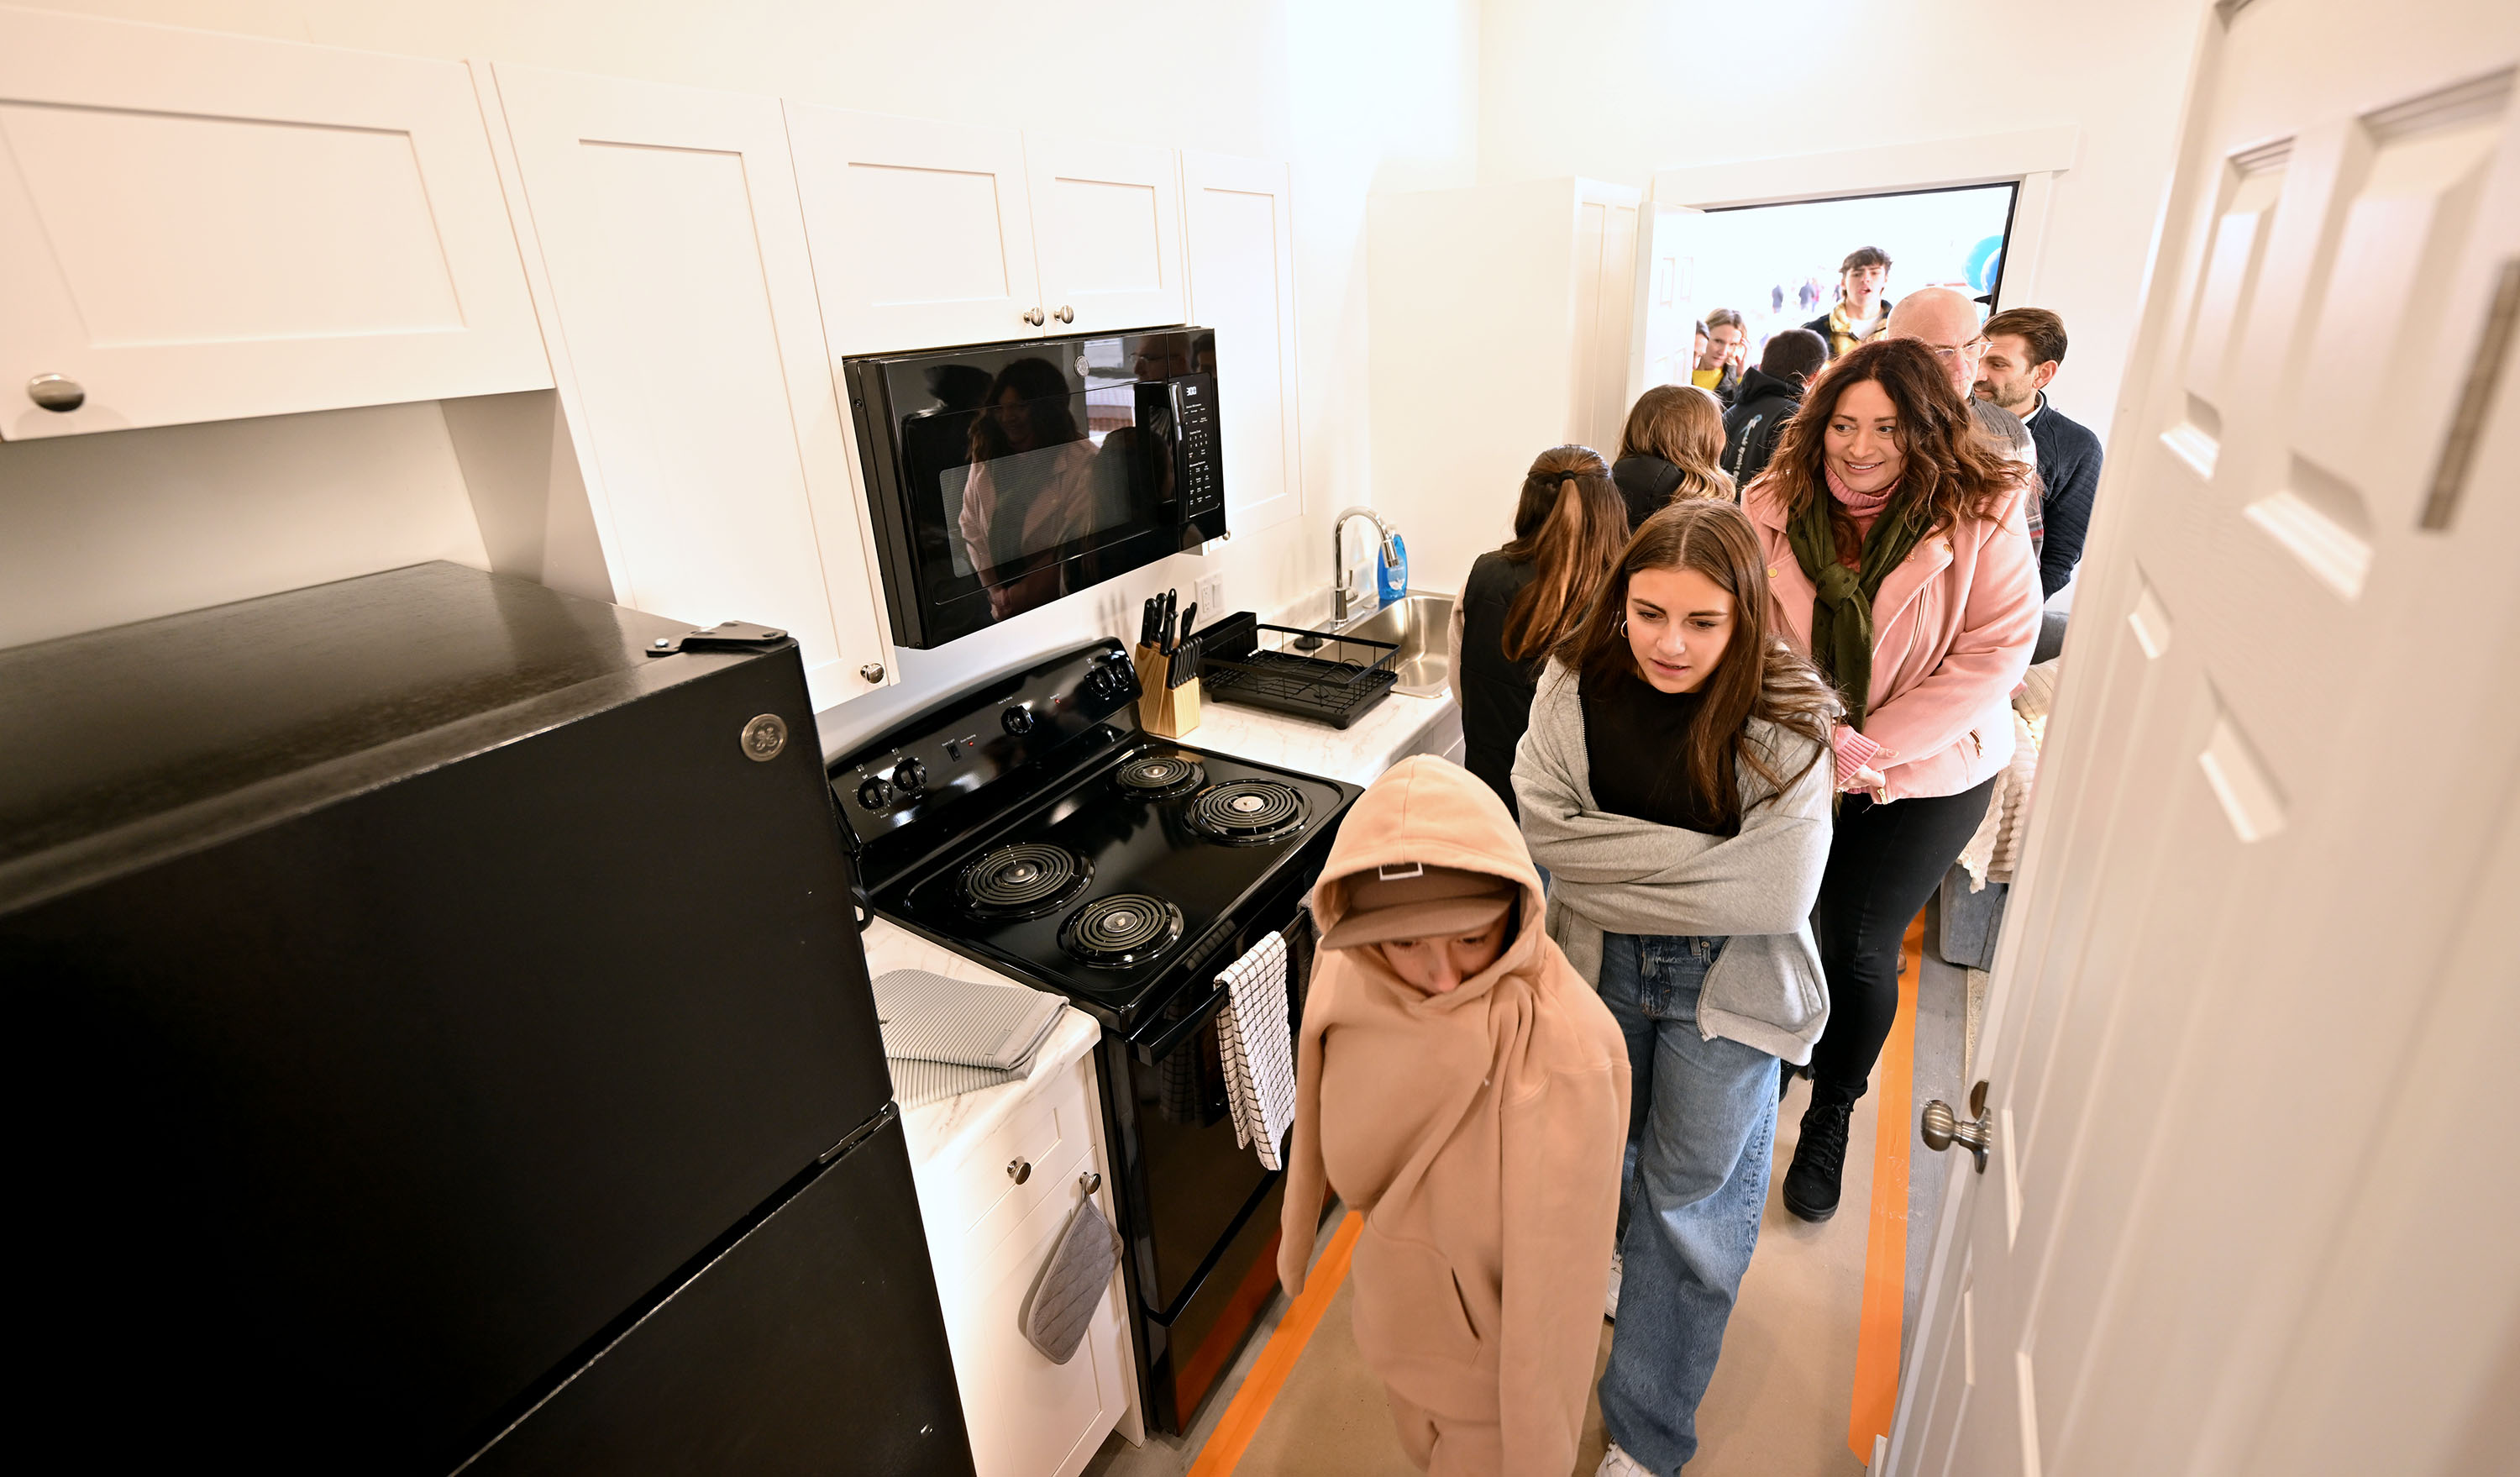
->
<box><xmin>785</xmin><ymin>106</ymin><xmax>1043</xmax><ymax>354</ymax></box>
<box><xmin>950</xmin><ymin>1167</ymin><xmax>1117</xmax><ymax>1477</ymax></box>
<box><xmin>1181</xmin><ymin>151</ymin><xmax>1302</xmax><ymax>534</ymax></box>
<box><xmin>0</xmin><ymin>8</ymin><xmax>549</xmax><ymax>440</ymax></box>
<box><xmin>494</xmin><ymin>64</ymin><xmax>887</xmax><ymax>711</ymax></box>
<box><xmin>1026</xmin><ymin>134</ymin><xmax>1185</xmax><ymax>334</ymax></box>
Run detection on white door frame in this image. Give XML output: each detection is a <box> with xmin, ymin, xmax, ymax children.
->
<box><xmin>1632</xmin><ymin>127</ymin><xmax>2083</xmax><ymax>398</ymax></box>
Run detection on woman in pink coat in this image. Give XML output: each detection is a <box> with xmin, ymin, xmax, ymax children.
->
<box><xmin>1741</xmin><ymin>336</ymin><xmax>2040</xmax><ymax>1223</ymax></box>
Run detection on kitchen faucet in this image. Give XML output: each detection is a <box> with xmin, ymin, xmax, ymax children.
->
<box><xmin>1331</xmin><ymin>506</ymin><xmax>1400</xmax><ymax>624</ymax></box>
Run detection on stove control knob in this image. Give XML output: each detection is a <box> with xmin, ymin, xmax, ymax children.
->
<box><xmin>892</xmin><ymin>758</ymin><xmax>928</xmax><ymax>793</ymax></box>
<box><xmin>856</xmin><ymin>775</ymin><xmax>897</xmax><ymax>811</ymax></box>
<box><xmin>1085</xmin><ymin>663</ymin><xmax>1126</xmax><ymax>702</ymax></box>
<box><xmin>1001</xmin><ymin>704</ymin><xmax>1037</xmax><ymax>737</ymax></box>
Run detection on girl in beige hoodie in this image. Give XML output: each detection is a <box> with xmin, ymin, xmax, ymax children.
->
<box><xmin>1279</xmin><ymin>754</ymin><xmax>1630</xmax><ymax>1476</ymax></box>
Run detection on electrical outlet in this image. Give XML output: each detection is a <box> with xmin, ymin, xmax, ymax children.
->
<box><xmin>1194</xmin><ymin>573</ymin><xmax>1225</xmax><ymax>615</ymax></box>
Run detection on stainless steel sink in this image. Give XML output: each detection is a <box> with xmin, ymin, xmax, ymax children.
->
<box><xmin>1335</xmin><ymin>591</ymin><xmax>1453</xmax><ymax>698</ymax></box>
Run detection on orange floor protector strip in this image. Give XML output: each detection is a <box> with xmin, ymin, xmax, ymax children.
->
<box><xmin>1848</xmin><ymin>912</ymin><xmax>1926</xmax><ymax>1461</ymax></box>
<box><xmin>1187</xmin><ymin>1208</ymin><xmax>1364</xmax><ymax>1477</ymax></box>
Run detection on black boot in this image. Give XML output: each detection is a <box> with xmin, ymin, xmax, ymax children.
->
<box><xmin>1782</xmin><ymin>1094</ymin><xmax>1856</xmax><ymax>1222</ymax></box>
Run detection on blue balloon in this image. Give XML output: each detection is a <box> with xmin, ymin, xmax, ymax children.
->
<box><xmin>1966</xmin><ymin>234</ymin><xmax>2004</xmax><ymax>292</ymax></box>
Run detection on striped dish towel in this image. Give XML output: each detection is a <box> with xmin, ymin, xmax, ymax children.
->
<box><xmin>1215</xmin><ymin>932</ymin><xmax>1294</xmax><ymax>1170</ymax></box>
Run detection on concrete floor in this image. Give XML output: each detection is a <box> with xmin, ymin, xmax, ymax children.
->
<box><xmin>1084</xmin><ymin>908</ymin><xmax>1968</xmax><ymax>1477</ymax></box>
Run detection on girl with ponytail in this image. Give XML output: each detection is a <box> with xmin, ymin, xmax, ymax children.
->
<box><xmin>1446</xmin><ymin>445</ymin><xmax>1630</xmax><ymax>817</ymax></box>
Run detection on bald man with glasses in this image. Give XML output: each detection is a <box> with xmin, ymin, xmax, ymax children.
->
<box><xmin>1885</xmin><ymin>286</ymin><xmax>2045</xmax><ymax>565</ymax></box>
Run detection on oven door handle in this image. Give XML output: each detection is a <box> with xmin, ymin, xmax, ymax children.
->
<box><xmin>1131</xmin><ymin>976</ymin><xmax>1233</xmax><ymax>1064</ymax></box>
<box><xmin>1142</xmin><ymin>1165</ymin><xmax>1283</xmax><ymax>1327</ymax></box>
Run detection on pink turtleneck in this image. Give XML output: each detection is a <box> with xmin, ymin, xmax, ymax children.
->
<box><xmin>1824</xmin><ymin>463</ymin><xmax>1899</xmax><ymax>570</ymax></box>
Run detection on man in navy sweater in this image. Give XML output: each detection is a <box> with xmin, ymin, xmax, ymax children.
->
<box><xmin>1976</xmin><ymin>307</ymin><xmax>2104</xmax><ymax>598</ymax></box>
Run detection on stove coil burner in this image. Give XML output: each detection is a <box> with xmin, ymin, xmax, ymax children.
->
<box><xmin>1187</xmin><ymin>779</ymin><xmax>1310</xmax><ymax>844</ymax></box>
<box><xmin>1059</xmin><ymin>894</ymin><xmax>1186</xmax><ymax>967</ymax></box>
<box><xmin>1116</xmin><ymin>753</ymin><xmax>1206</xmax><ymax>801</ymax></box>
<box><xmin>959</xmin><ymin>843</ymin><xmax>1092</xmax><ymax>918</ymax></box>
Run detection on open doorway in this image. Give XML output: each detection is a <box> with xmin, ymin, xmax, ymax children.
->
<box><xmin>1640</xmin><ymin>181</ymin><xmax>2019</xmax><ymax>386</ymax></box>
<box><xmin>1703</xmin><ymin>182</ymin><xmax>2017</xmax><ymax>364</ymax></box>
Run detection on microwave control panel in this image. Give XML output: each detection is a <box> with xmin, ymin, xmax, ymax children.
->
<box><xmin>1173</xmin><ymin>375</ymin><xmax>1222</xmax><ymax>519</ymax></box>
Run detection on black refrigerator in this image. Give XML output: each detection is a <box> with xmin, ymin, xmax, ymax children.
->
<box><xmin>0</xmin><ymin>563</ymin><xmax>975</xmax><ymax>1475</ymax></box>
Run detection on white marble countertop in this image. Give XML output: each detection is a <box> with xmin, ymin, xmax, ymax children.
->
<box><xmin>867</xmin><ymin>914</ymin><xmax>1104</xmax><ymax>1172</ymax></box>
<box><xmin>1178</xmin><ymin>687</ymin><xmax>1459</xmax><ymax>788</ymax></box>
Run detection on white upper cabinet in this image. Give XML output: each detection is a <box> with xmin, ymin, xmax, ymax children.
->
<box><xmin>785</xmin><ymin>107</ymin><xmax>1045</xmax><ymax>355</ymax></box>
<box><xmin>785</xmin><ymin>106</ymin><xmax>1187</xmax><ymax>354</ymax></box>
<box><xmin>490</xmin><ymin>62</ymin><xmax>890</xmax><ymax>712</ymax></box>
<box><xmin>1026</xmin><ymin>134</ymin><xmax>1186</xmax><ymax>336</ymax></box>
<box><xmin>1180</xmin><ymin>150</ymin><xmax>1302</xmax><ymax>534</ymax></box>
<box><xmin>0</xmin><ymin>7</ymin><xmax>549</xmax><ymax>440</ymax></box>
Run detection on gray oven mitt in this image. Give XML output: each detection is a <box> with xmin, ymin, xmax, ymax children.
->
<box><xmin>1018</xmin><ymin>1196</ymin><xmax>1120</xmax><ymax>1364</ymax></box>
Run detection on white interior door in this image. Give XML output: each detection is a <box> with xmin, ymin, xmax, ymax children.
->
<box><xmin>1180</xmin><ymin>150</ymin><xmax>1302</xmax><ymax>535</ymax></box>
<box><xmin>1572</xmin><ymin>184</ymin><xmax>1640</xmax><ymax>453</ymax></box>
<box><xmin>1890</xmin><ymin>5</ymin><xmax>2520</xmax><ymax>1474</ymax></box>
<box><xmin>1024</xmin><ymin>134</ymin><xmax>1186</xmax><ymax>335</ymax></box>
<box><xmin>784</xmin><ymin>106</ymin><xmax>1043</xmax><ymax>354</ymax></box>
<box><xmin>492</xmin><ymin>63</ymin><xmax>889</xmax><ymax>712</ymax></box>
<box><xmin>1635</xmin><ymin>202</ymin><xmax>1710</xmax><ymax>397</ymax></box>
<box><xmin>0</xmin><ymin>6</ymin><xmax>549</xmax><ymax>439</ymax></box>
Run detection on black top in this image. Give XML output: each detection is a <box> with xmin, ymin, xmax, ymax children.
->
<box><xmin>1580</xmin><ymin>663</ymin><xmax>1737</xmax><ymax>836</ymax></box>
<box><xmin>1610</xmin><ymin>455</ymin><xmax>1684</xmax><ymax>529</ymax></box>
<box><xmin>1457</xmin><ymin>550</ymin><xmax>1546</xmax><ymax>817</ymax></box>
<box><xmin>2026</xmin><ymin>394</ymin><xmax>2104</xmax><ymax>597</ymax></box>
<box><xmin>1721</xmin><ymin>365</ymin><xmax>1805</xmax><ymax>488</ymax></box>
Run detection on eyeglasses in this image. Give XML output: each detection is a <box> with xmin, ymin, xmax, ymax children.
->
<box><xmin>1923</xmin><ymin>338</ymin><xmax>1989</xmax><ymax>363</ymax></box>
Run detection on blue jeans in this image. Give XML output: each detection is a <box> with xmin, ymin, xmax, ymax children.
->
<box><xmin>1598</xmin><ymin>932</ymin><xmax>1780</xmax><ymax>1474</ymax></box>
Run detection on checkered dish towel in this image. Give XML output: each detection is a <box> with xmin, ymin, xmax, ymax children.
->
<box><xmin>1215</xmin><ymin>932</ymin><xmax>1295</xmax><ymax>1170</ymax></box>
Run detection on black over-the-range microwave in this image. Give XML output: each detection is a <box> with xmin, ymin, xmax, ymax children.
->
<box><xmin>845</xmin><ymin>329</ymin><xmax>1226</xmax><ymax>649</ymax></box>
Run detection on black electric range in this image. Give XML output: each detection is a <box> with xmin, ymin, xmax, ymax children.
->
<box><xmin>831</xmin><ymin>639</ymin><xmax>1362</xmax><ymax>1435</ymax></box>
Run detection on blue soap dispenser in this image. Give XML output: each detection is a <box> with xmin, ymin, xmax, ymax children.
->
<box><xmin>1377</xmin><ymin>533</ymin><xmax>1408</xmax><ymax>607</ymax></box>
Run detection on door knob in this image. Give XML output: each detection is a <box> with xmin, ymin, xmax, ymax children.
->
<box><xmin>859</xmin><ymin>662</ymin><xmax>886</xmax><ymax>684</ymax></box>
<box><xmin>1920</xmin><ymin>1080</ymin><xmax>1992</xmax><ymax>1173</ymax></box>
<box><xmin>1053</xmin><ymin>305</ymin><xmax>1074</xmax><ymax>324</ymax></box>
<box><xmin>1079</xmin><ymin>1170</ymin><xmax>1101</xmax><ymax>1195</ymax></box>
<box><xmin>27</xmin><ymin>374</ymin><xmax>84</xmax><ymax>413</ymax></box>
<box><xmin>1022</xmin><ymin>307</ymin><xmax>1047</xmax><ymax>327</ymax></box>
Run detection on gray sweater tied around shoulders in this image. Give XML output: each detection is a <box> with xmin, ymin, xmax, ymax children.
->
<box><xmin>1510</xmin><ymin>659</ymin><xmax>1835</xmax><ymax>1064</ymax></box>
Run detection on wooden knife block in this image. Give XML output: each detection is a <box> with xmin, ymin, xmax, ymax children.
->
<box><xmin>1133</xmin><ymin>644</ymin><xmax>1200</xmax><ymax>738</ymax></box>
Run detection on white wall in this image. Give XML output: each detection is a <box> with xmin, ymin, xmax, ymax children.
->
<box><xmin>1473</xmin><ymin>0</ymin><xmax>2210</xmax><ymax>446</ymax></box>
<box><xmin>0</xmin><ymin>0</ymin><xmax>1481</xmax><ymax>747</ymax></box>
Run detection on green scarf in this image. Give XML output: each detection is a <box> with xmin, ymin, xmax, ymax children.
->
<box><xmin>1782</xmin><ymin>479</ymin><xmax>1932</xmax><ymax>731</ymax></box>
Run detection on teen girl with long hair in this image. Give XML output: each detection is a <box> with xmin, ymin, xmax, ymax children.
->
<box><xmin>1447</xmin><ymin>444</ymin><xmax>1630</xmax><ymax>817</ymax></box>
<box><xmin>1609</xmin><ymin>383</ymin><xmax>1734</xmax><ymax>528</ymax></box>
<box><xmin>1743</xmin><ymin>334</ymin><xmax>2040</xmax><ymax>1224</ymax></box>
<box><xmin>1513</xmin><ymin>500</ymin><xmax>1837</xmax><ymax>1476</ymax></box>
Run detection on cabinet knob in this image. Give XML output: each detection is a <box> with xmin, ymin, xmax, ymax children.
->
<box><xmin>27</xmin><ymin>374</ymin><xmax>84</xmax><ymax>413</ymax></box>
<box><xmin>1022</xmin><ymin>307</ymin><xmax>1047</xmax><ymax>327</ymax></box>
<box><xmin>1006</xmin><ymin>1157</ymin><xmax>1032</xmax><ymax>1185</ymax></box>
<box><xmin>859</xmin><ymin>662</ymin><xmax>886</xmax><ymax>684</ymax></box>
<box><xmin>1053</xmin><ymin>305</ymin><xmax>1074</xmax><ymax>324</ymax></box>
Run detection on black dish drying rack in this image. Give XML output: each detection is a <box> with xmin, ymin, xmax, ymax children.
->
<box><xmin>1187</xmin><ymin>611</ymin><xmax>1399</xmax><ymax>729</ymax></box>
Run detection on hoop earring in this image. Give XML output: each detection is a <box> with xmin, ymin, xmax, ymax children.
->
<box><xmin>1615</xmin><ymin>615</ymin><xmax>1629</xmax><ymax>635</ymax></box>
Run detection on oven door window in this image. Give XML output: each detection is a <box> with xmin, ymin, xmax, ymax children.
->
<box><xmin>1128</xmin><ymin>986</ymin><xmax>1273</xmax><ymax>1318</ymax></box>
<box><xmin>890</xmin><ymin>336</ymin><xmax>1186</xmax><ymax>630</ymax></box>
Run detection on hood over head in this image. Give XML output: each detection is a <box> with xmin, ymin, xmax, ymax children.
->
<box><xmin>1308</xmin><ymin>755</ymin><xmax>1546</xmax><ymax>1009</ymax></box>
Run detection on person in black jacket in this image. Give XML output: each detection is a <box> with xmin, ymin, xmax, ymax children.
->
<box><xmin>1610</xmin><ymin>385</ymin><xmax>1733</xmax><ymax>525</ymax></box>
<box><xmin>1445</xmin><ymin>446</ymin><xmax>1629</xmax><ymax>817</ymax></box>
<box><xmin>1974</xmin><ymin>307</ymin><xmax>2103</xmax><ymax>597</ymax></box>
<box><xmin>1721</xmin><ymin>328</ymin><xmax>1829</xmax><ymax>490</ymax></box>
<box><xmin>1802</xmin><ymin>246</ymin><xmax>1893</xmax><ymax>359</ymax></box>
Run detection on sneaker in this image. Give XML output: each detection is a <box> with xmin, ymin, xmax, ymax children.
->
<box><xmin>1782</xmin><ymin>1096</ymin><xmax>1855</xmax><ymax>1222</ymax></box>
<box><xmin>1598</xmin><ymin>1440</ymin><xmax>1653</xmax><ymax>1476</ymax></box>
<box><xmin>1604</xmin><ymin>1250</ymin><xmax>1622</xmax><ymax>1322</ymax></box>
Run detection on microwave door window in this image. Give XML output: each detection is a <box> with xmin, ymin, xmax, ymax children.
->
<box><xmin>908</xmin><ymin>353</ymin><xmax>1163</xmax><ymax>625</ymax></box>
